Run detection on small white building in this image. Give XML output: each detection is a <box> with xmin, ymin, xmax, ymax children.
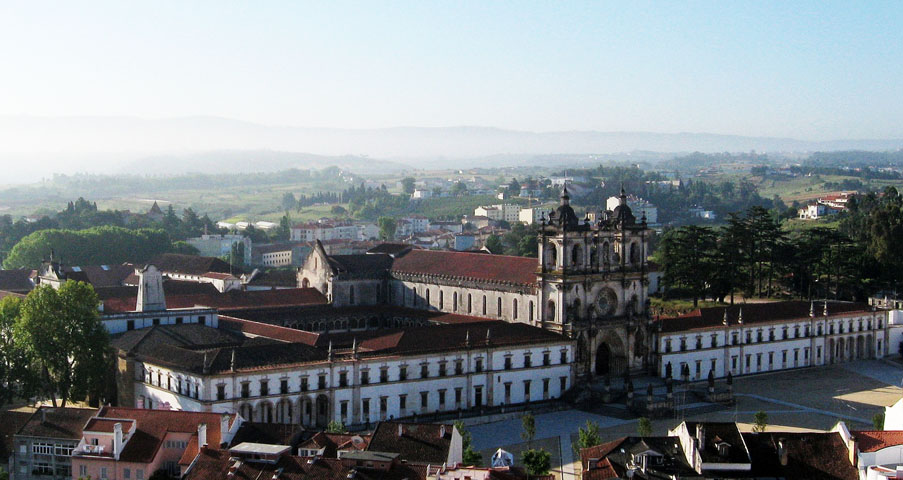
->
<box><xmin>474</xmin><ymin>204</ymin><xmax>521</xmax><ymax>223</ymax></box>
<box><xmin>606</xmin><ymin>195</ymin><xmax>658</xmax><ymax>225</ymax></box>
<box><xmin>518</xmin><ymin>207</ymin><xmax>553</xmax><ymax>225</ymax></box>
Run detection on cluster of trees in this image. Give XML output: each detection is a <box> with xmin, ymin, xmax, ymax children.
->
<box><xmin>3</xmin><ymin>226</ymin><xmax>193</xmax><ymax>269</ymax></box>
<box><xmin>484</xmin><ymin>223</ymin><xmax>538</xmax><ymax>257</ymax></box>
<box><xmin>0</xmin><ymin>282</ymin><xmax>111</xmax><ymax>409</ymax></box>
<box><xmin>283</xmin><ymin>191</ymin><xmax>342</xmax><ymax>210</ymax></box>
<box><xmin>657</xmin><ymin>189</ymin><xmax>903</xmax><ymax>304</ymax></box>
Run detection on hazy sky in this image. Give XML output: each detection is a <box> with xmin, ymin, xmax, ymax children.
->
<box><xmin>1</xmin><ymin>1</ymin><xmax>902</xmax><ymax>140</ymax></box>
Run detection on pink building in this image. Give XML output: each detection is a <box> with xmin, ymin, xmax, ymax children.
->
<box><xmin>70</xmin><ymin>407</ymin><xmax>241</xmax><ymax>480</ymax></box>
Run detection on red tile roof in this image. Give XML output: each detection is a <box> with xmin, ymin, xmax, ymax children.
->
<box><xmin>218</xmin><ymin>315</ymin><xmax>320</xmax><ymax>346</ymax></box>
<box><xmin>391</xmin><ymin>250</ymin><xmax>538</xmax><ymax>286</ymax></box>
<box><xmin>17</xmin><ymin>406</ymin><xmax>98</xmax><ymax>440</ymax></box>
<box><xmin>88</xmin><ymin>406</ymin><xmax>238</xmax><ymax>464</ymax></box>
<box><xmin>654</xmin><ymin>301</ymin><xmax>872</xmax><ymax>333</ymax></box>
<box><xmin>853</xmin><ymin>430</ymin><xmax>903</xmax><ymax>452</ymax></box>
<box><xmin>102</xmin><ymin>288</ymin><xmax>327</xmax><ymax>313</ymax></box>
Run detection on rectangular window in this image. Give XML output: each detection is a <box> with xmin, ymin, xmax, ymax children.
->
<box><xmin>360</xmin><ymin>370</ymin><xmax>369</xmax><ymax>385</ymax></box>
<box><xmin>712</xmin><ymin>335</ymin><xmax>718</xmax><ymax>348</ymax></box>
<box><xmin>259</xmin><ymin>380</ymin><xmax>268</xmax><ymax>396</ymax></box>
<box><xmin>217</xmin><ymin>384</ymin><xmax>225</xmax><ymax>401</ymax></box>
<box><xmin>80</xmin><ymin>466</ymin><xmax>88</xmax><ymax>477</ymax></box>
<box><xmin>124</xmin><ymin>468</ymin><xmax>131</xmax><ymax>479</ymax></box>
<box><xmin>400</xmin><ymin>395</ymin><xmax>407</xmax><ymax>410</ymax></box>
<box><xmin>665</xmin><ymin>339</ymin><xmax>672</xmax><ymax>353</ymax></box>
<box><xmin>101</xmin><ymin>467</ymin><xmax>108</xmax><ymax>479</ymax></box>
<box><xmin>33</xmin><ymin>442</ymin><xmax>53</xmax><ymax>455</ymax></box>
<box><xmin>380</xmin><ymin>369</ymin><xmax>388</xmax><ymax>383</ymax></box>
<box><xmin>504</xmin><ymin>357</ymin><xmax>512</xmax><ymax>370</ymax></box>
<box><xmin>399</xmin><ymin>366</ymin><xmax>407</xmax><ymax>381</ymax></box>
<box><xmin>455</xmin><ymin>360</ymin><xmax>463</xmax><ymax>375</ymax></box>
<box><xmin>543</xmin><ymin>378</ymin><xmax>550</xmax><ymax>396</ymax></box>
<box><xmin>439</xmin><ymin>362</ymin><xmax>447</xmax><ymax>377</ymax></box>
<box><xmin>543</xmin><ymin>352</ymin><xmax>550</xmax><ymax>366</ymax></box>
<box><xmin>137</xmin><ymin>469</ymin><xmax>145</xmax><ymax>480</ymax></box>
<box><xmin>421</xmin><ymin>364</ymin><xmax>429</xmax><ymax>378</ymax></box>
<box><xmin>420</xmin><ymin>391</ymin><xmax>429</xmax><ymax>409</ymax></box>
<box><xmin>560</xmin><ymin>350</ymin><xmax>567</xmax><ymax>363</ymax></box>
<box><xmin>455</xmin><ymin>388</ymin><xmax>462</xmax><ymax>404</ymax></box>
<box><xmin>524</xmin><ymin>354</ymin><xmax>532</xmax><ymax>368</ymax></box>
<box><xmin>340</xmin><ymin>401</ymin><xmax>348</xmax><ymax>419</ymax></box>
<box><xmin>280</xmin><ymin>379</ymin><xmax>288</xmax><ymax>394</ymax></box>
<box><xmin>745</xmin><ymin>354</ymin><xmax>751</xmax><ymax>369</ymax></box>
<box><xmin>524</xmin><ymin>380</ymin><xmax>531</xmax><ymax>401</ymax></box>
<box><xmin>301</xmin><ymin>377</ymin><xmax>309</xmax><ymax>392</ymax></box>
<box><xmin>362</xmin><ymin>398</ymin><xmax>370</xmax><ymax>415</ymax></box>
<box><xmin>439</xmin><ymin>390</ymin><xmax>446</xmax><ymax>406</ymax></box>
<box><xmin>241</xmin><ymin>383</ymin><xmax>249</xmax><ymax>398</ymax></box>
<box><xmin>127</xmin><ymin>320</ymin><xmax>135</xmax><ymax>331</ymax></box>
<box><xmin>175</xmin><ymin>317</ymin><xmax>183</xmax><ymax>324</ymax></box>
<box><xmin>318</xmin><ymin>375</ymin><xmax>326</xmax><ymax>390</ymax></box>
<box><xmin>475</xmin><ymin>358</ymin><xmax>484</xmax><ymax>372</ymax></box>
<box><xmin>560</xmin><ymin>376</ymin><xmax>567</xmax><ymax>392</ymax></box>
<box><xmin>339</xmin><ymin>372</ymin><xmax>348</xmax><ymax>387</ymax></box>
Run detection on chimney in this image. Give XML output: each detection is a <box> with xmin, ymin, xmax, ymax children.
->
<box><xmin>777</xmin><ymin>439</ymin><xmax>788</xmax><ymax>466</ymax></box>
<box><xmin>113</xmin><ymin>422</ymin><xmax>124</xmax><ymax>460</ymax></box>
<box><xmin>198</xmin><ymin>423</ymin><xmax>208</xmax><ymax>448</ymax></box>
<box><xmin>136</xmin><ymin>265</ymin><xmax>166</xmax><ymax>312</ymax></box>
<box><xmin>439</xmin><ymin>425</ymin><xmax>447</xmax><ymax>438</ymax></box>
<box><xmin>221</xmin><ymin>414</ymin><xmax>232</xmax><ymax>445</ymax></box>
<box><xmin>397</xmin><ymin>424</ymin><xmax>403</xmax><ymax>437</ymax></box>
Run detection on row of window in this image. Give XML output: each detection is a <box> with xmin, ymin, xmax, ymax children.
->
<box><xmin>29</xmin><ymin>442</ymin><xmax>73</xmax><ymax>456</ymax></box>
<box><xmin>78</xmin><ymin>465</ymin><xmax>144</xmax><ymax>480</ymax></box>
<box><xmin>397</xmin><ymin>285</ymin><xmax>535</xmax><ymax>321</ymax></box>
<box><xmin>126</xmin><ymin>315</ymin><xmax>207</xmax><ymax>331</ymax></box>
<box><xmin>664</xmin><ymin>318</ymin><xmax>882</xmax><ymax>353</ymax></box>
<box><xmin>217</xmin><ymin>351</ymin><xmax>568</xmax><ymax>401</ymax></box>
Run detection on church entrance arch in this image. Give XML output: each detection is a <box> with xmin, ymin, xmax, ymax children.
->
<box><xmin>595</xmin><ymin>343</ymin><xmax>611</xmax><ymax>375</ymax></box>
<box><xmin>592</xmin><ymin>331</ymin><xmax>628</xmax><ymax>376</ymax></box>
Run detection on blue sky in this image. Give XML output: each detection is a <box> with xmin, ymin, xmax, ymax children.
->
<box><xmin>1</xmin><ymin>1</ymin><xmax>901</xmax><ymax>140</ymax></box>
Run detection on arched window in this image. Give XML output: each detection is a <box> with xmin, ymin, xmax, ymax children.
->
<box><xmin>468</xmin><ymin>294</ymin><xmax>473</xmax><ymax>313</ymax></box>
<box><xmin>529</xmin><ymin>301</ymin><xmax>534</xmax><ymax>320</ymax></box>
<box><xmin>572</xmin><ymin>245</ymin><xmax>580</xmax><ymax>265</ymax></box>
<box><xmin>301</xmin><ymin>278</ymin><xmax>310</xmax><ymax>288</ymax></box>
<box><xmin>453</xmin><ymin>292</ymin><xmax>458</xmax><ymax>312</ymax></box>
<box><xmin>497</xmin><ymin>297</ymin><xmax>503</xmax><ymax>316</ymax></box>
<box><xmin>426</xmin><ymin>288</ymin><xmax>431</xmax><ymax>306</ymax></box>
<box><xmin>439</xmin><ymin>290</ymin><xmax>444</xmax><ymax>309</ymax></box>
<box><xmin>589</xmin><ymin>246</ymin><xmax>597</xmax><ymax>267</ymax></box>
<box><xmin>513</xmin><ymin>299</ymin><xmax>518</xmax><ymax>319</ymax></box>
<box><xmin>547</xmin><ymin>300</ymin><xmax>556</xmax><ymax>322</ymax></box>
<box><xmin>482</xmin><ymin>295</ymin><xmax>487</xmax><ymax>315</ymax></box>
<box><xmin>550</xmin><ymin>246</ymin><xmax>557</xmax><ymax>267</ymax></box>
<box><xmin>629</xmin><ymin>242</ymin><xmax>639</xmax><ymax>264</ymax></box>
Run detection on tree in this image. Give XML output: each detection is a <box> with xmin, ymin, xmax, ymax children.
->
<box><xmin>873</xmin><ymin>412</ymin><xmax>885</xmax><ymax>431</ymax></box>
<box><xmin>330</xmin><ymin>205</ymin><xmax>347</xmax><ymax>216</ymax></box>
<box><xmin>451</xmin><ymin>181</ymin><xmax>468</xmax><ymax>196</ymax></box>
<box><xmin>521</xmin><ymin>411</ymin><xmax>536</xmax><ymax>444</ymax></box>
<box><xmin>326</xmin><ymin>420</ymin><xmax>345</xmax><ymax>433</ymax></box>
<box><xmin>521</xmin><ymin>448</ymin><xmax>551</xmax><ymax>476</ymax></box>
<box><xmin>454</xmin><ymin>420</ymin><xmax>482</xmax><ymax>466</ymax></box>
<box><xmin>401</xmin><ymin>177</ymin><xmax>416</xmax><ymax>195</ymax></box>
<box><xmin>637</xmin><ymin>417</ymin><xmax>653</xmax><ymax>437</ymax></box>
<box><xmin>0</xmin><ymin>296</ymin><xmax>31</xmax><ymax>407</ymax></box>
<box><xmin>573</xmin><ymin>420</ymin><xmax>602</xmax><ymax>455</ymax></box>
<box><xmin>277</xmin><ymin>214</ymin><xmax>292</xmax><ymax>242</ymax></box>
<box><xmin>753</xmin><ymin>411</ymin><xmax>768</xmax><ymax>433</ymax></box>
<box><xmin>378</xmin><ymin>217</ymin><xmax>397</xmax><ymax>241</ymax></box>
<box><xmin>281</xmin><ymin>192</ymin><xmax>298</xmax><ymax>212</ymax></box>
<box><xmin>485</xmin><ymin>235</ymin><xmax>503</xmax><ymax>254</ymax></box>
<box><xmin>14</xmin><ymin>282</ymin><xmax>110</xmax><ymax>407</ymax></box>
<box><xmin>229</xmin><ymin>242</ymin><xmax>245</xmax><ymax>268</ymax></box>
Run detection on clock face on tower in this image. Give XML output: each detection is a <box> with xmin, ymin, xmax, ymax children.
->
<box><xmin>596</xmin><ymin>288</ymin><xmax>617</xmax><ymax>317</ymax></box>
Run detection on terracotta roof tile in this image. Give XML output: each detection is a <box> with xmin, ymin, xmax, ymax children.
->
<box><xmin>391</xmin><ymin>250</ymin><xmax>538</xmax><ymax>286</ymax></box>
<box><xmin>367</xmin><ymin>421</ymin><xmax>453</xmax><ymax>464</ymax></box>
<box><xmin>852</xmin><ymin>430</ymin><xmax>903</xmax><ymax>452</ymax></box>
<box><xmin>654</xmin><ymin>301</ymin><xmax>872</xmax><ymax>333</ymax></box>
<box><xmin>103</xmin><ymin>287</ymin><xmax>327</xmax><ymax>313</ymax></box>
<box><xmin>17</xmin><ymin>406</ymin><xmax>97</xmax><ymax>440</ymax></box>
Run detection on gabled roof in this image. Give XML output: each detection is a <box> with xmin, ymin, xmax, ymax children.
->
<box><xmin>56</xmin><ymin>264</ymin><xmax>135</xmax><ymax>287</ymax></box>
<box><xmin>655</xmin><ymin>301</ymin><xmax>872</xmax><ymax>333</ymax></box>
<box><xmin>391</xmin><ymin>249</ymin><xmax>538</xmax><ymax>286</ymax></box>
<box><xmin>111</xmin><ymin>324</ymin><xmax>326</xmax><ymax>374</ymax></box>
<box><xmin>742</xmin><ymin>431</ymin><xmax>857</xmax><ymax>479</ymax></box>
<box><xmin>356</xmin><ymin>321</ymin><xmax>567</xmax><ymax>355</ymax></box>
<box><xmin>326</xmin><ymin>253</ymin><xmax>395</xmax><ymax>279</ymax></box>
<box><xmin>89</xmin><ymin>406</ymin><xmax>238</xmax><ymax>464</ymax></box>
<box><xmin>16</xmin><ymin>406</ymin><xmax>97</xmax><ymax>440</ymax></box>
<box><xmin>367</xmin><ymin>421</ymin><xmax>452</xmax><ymax>465</ymax></box>
<box><xmin>366</xmin><ymin>243</ymin><xmax>414</xmax><ymax>256</ymax></box>
<box><xmin>298</xmin><ymin>432</ymin><xmax>370</xmax><ymax>457</ymax></box>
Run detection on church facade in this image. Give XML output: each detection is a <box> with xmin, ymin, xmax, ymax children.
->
<box><xmin>299</xmin><ymin>188</ymin><xmax>653</xmax><ymax>378</ymax></box>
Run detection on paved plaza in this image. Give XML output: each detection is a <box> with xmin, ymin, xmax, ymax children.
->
<box><xmin>466</xmin><ymin>359</ymin><xmax>903</xmax><ymax>479</ymax></box>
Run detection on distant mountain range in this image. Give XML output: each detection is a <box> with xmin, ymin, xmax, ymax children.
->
<box><xmin>1</xmin><ymin>115</ymin><xmax>901</xmax><ymax>182</ymax></box>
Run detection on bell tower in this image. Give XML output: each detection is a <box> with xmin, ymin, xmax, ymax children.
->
<box><xmin>538</xmin><ymin>186</ymin><xmax>652</xmax><ymax>377</ymax></box>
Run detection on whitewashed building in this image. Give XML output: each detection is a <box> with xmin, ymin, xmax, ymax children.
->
<box><xmin>652</xmin><ymin>301</ymin><xmax>887</xmax><ymax>380</ymax></box>
<box><xmin>114</xmin><ymin>320</ymin><xmax>574</xmax><ymax>430</ymax></box>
